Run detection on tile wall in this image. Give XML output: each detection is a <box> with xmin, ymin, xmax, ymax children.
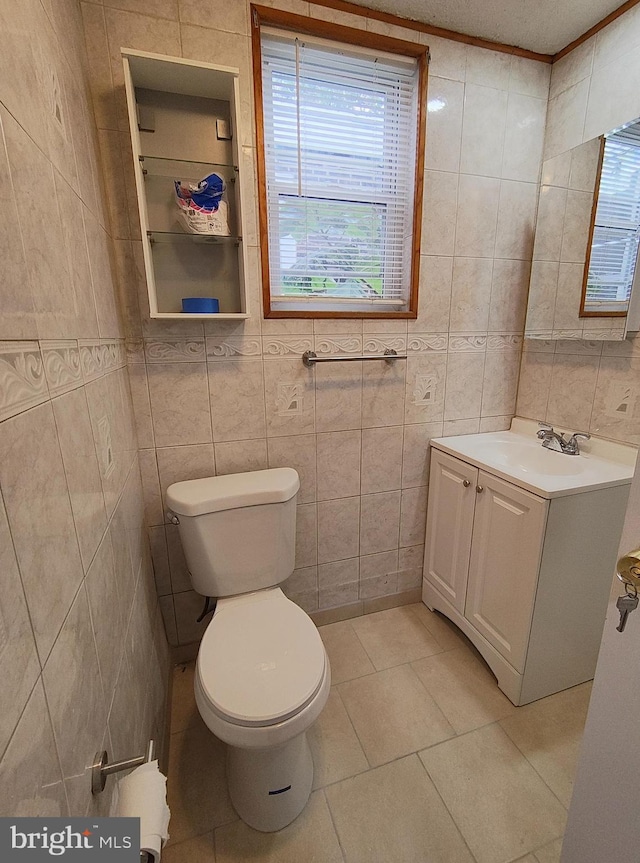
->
<box><xmin>80</xmin><ymin>0</ymin><xmax>551</xmax><ymax>644</ymax></box>
<box><xmin>517</xmin><ymin>3</ymin><xmax>640</xmax><ymax>446</ymax></box>
<box><xmin>0</xmin><ymin>0</ymin><xmax>170</xmax><ymax>816</ymax></box>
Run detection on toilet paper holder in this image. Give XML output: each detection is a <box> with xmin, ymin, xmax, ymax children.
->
<box><xmin>91</xmin><ymin>739</ymin><xmax>156</xmax><ymax>795</ymax></box>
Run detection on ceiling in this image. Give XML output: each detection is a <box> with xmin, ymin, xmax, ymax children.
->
<box><xmin>344</xmin><ymin>0</ymin><xmax>626</xmax><ymax>55</ymax></box>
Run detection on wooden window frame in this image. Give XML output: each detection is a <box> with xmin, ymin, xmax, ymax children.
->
<box><xmin>250</xmin><ymin>4</ymin><xmax>428</xmax><ymax>319</ymax></box>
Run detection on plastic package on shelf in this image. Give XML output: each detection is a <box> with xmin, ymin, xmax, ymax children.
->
<box><xmin>174</xmin><ymin>172</ymin><xmax>231</xmax><ymax>236</ymax></box>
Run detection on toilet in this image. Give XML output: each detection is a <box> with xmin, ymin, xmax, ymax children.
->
<box><xmin>166</xmin><ymin>468</ymin><xmax>330</xmax><ymax>832</ymax></box>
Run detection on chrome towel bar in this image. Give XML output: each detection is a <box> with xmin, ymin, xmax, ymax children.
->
<box><xmin>302</xmin><ymin>349</ymin><xmax>406</xmax><ymax>367</ymax></box>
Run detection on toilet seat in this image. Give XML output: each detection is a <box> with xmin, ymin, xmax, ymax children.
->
<box><xmin>197</xmin><ymin>589</ymin><xmax>326</xmax><ymax>728</ymax></box>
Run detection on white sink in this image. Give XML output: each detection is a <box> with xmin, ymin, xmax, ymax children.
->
<box><xmin>431</xmin><ymin>418</ymin><xmax>636</xmax><ymax>498</ymax></box>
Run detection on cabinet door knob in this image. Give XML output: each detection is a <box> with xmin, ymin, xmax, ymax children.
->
<box><xmin>476</xmin><ymin>485</ymin><xmax>484</xmax><ymax>493</ymax></box>
<box><xmin>463</xmin><ymin>479</ymin><xmax>471</xmax><ymax>488</ymax></box>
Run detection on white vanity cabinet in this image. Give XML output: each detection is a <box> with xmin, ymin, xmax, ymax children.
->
<box><xmin>423</xmin><ymin>444</ymin><xmax>631</xmax><ymax>706</ymax></box>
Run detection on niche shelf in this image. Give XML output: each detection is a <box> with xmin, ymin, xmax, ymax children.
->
<box><xmin>123</xmin><ymin>49</ymin><xmax>250</xmax><ymax>319</ymax></box>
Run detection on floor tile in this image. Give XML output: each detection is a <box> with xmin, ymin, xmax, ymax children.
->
<box><xmin>534</xmin><ymin>837</ymin><xmax>564</xmax><ymax>862</ymax></box>
<box><xmin>419</xmin><ymin>724</ymin><xmax>567</xmax><ymax>863</ymax></box>
<box><xmin>412</xmin><ymin>647</ymin><xmax>517</xmax><ymax>734</ymax></box>
<box><xmin>163</xmin><ymin>832</ymin><xmax>216</xmax><ymax>863</ymax></box>
<box><xmin>339</xmin><ymin>664</ymin><xmax>454</xmax><ymax>767</ymax></box>
<box><xmin>499</xmin><ymin>683</ymin><xmax>591</xmax><ymax>807</ymax></box>
<box><xmin>350</xmin><ymin>606</ymin><xmax>443</xmax><ymax>670</ymax></box>
<box><xmin>171</xmin><ymin>661</ymin><xmax>200</xmax><ymax>735</ymax></box>
<box><xmin>319</xmin><ymin>620</ymin><xmax>375</xmax><ymax>684</ymax></box>
<box><xmin>308</xmin><ymin>688</ymin><xmax>369</xmax><ymax>789</ymax></box>
<box><xmin>214</xmin><ymin>790</ymin><xmax>343</xmax><ymax>863</ymax></box>
<box><xmin>409</xmin><ymin>602</ymin><xmax>469</xmax><ymax>652</ymax></box>
<box><xmin>167</xmin><ymin>721</ymin><xmax>237</xmax><ymax>845</ymax></box>
<box><xmin>325</xmin><ymin>755</ymin><xmax>474</xmax><ymax>863</ymax></box>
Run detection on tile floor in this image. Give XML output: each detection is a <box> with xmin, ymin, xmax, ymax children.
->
<box><xmin>163</xmin><ymin>603</ymin><xmax>591</xmax><ymax>863</ymax></box>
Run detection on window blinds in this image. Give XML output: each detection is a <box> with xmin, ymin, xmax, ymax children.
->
<box><xmin>586</xmin><ymin>127</ymin><xmax>640</xmax><ymax>309</ymax></box>
<box><xmin>260</xmin><ymin>30</ymin><xmax>419</xmax><ymax>307</ymax></box>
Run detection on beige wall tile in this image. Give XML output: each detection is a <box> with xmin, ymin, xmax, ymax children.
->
<box><xmin>263</xmin><ymin>358</ymin><xmax>315</xmax><ymax>437</ymax></box>
<box><xmin>317</xmin><ymin>430</ymin><xmax>361</xmax><ymax>501</ymax></box>
<box><xmin>489</xmin><ymin>258</ymin><xmax>531</xmax><ymax>332</ymax></box>
<box><xmin>52</xmin><ymin>387</ymin><xmax>107</xmax><ymax>571</ymax></box>
<box><xmin>362</xmin><ymin>360</ymin><xmax>406</xmax><ymax>428</ymax></box>
<box><xmin>296</xmin><ymin>502</ymin><xmax>318</xmax><ymax>568</ymax></box>
<box><xmin>502</xmin><ymin>93</ymin><xmax>547</xmax><ymax>182</ymax></box>
<box><xmin>156</xmin><ymin>444</ymin><xmax>216</xmax><ymax>515</ymax></box>
<box><xmin>425</xmin><ymin>76</ymin><xmax>464</xmax><ymax>173</ymax></box>
<box><xmin>516</xmin><ymin>350</ymin><xmax>553</xmax><ymax>421</ymax></box>
<box><xmin>404</xmin><ymin>354</ymin><xmax>447</xmax><ymax>425</ymax></box>
<box><xmin>401</xmin><ymin>422</ymin><xmax>442</xmax><ymax>488</ymax></box>
<box><xmin>214</xmin><ymin>439</ymin><xmax>268</xmax><ymax>476</ymax></box>
<box><xmin>410</xmin><ymin>255</ymin><xmax>452</xmax><ymax>333</ymax></box>
<box><xmin>0</xmin><ymin>403</ymin><xmax>83</xmax><ymax>662</ymax></box>
<box><xmin>208</xmin><ymin>360</ymin><xmax>266</xmax><ymax>442</ymax></box>
<box><xmin>399</xmin><ymin>486</ymin><xmax>428</xmax><ymax>548</ymax></box>
<box><xmin>314</xmin><ymin>361</ymin><xmax>363</xmax><ymax>433</ymax></box>
<box><xmin>455</xmin><ymin>174</ymin><xmax>500</xmax><ymax>257</ymax></box>
<box><xmin>42</xmin><ymin>585</ymin><xmax>106</xmax><ymax>813</ymax></box>
<box><xmin>318</xmin><ymin>497</ymin><xmax>360</xmax><ymax>564</ymax></box>
<box><xmin>450</xmin><ymin>257</ymin><xmax>493</xmax><ymax>332</ymax></box>
<box><xmin>421</xmin><ymin>170</ymin><xmax>458</xmax><ymax>256</ymax></box>
<box><xmin>495</xmin><ymin>180</ymin><xmax>538</xmax><ymax>260</ymax></box>
<box><xmin>546</xmin><ymin>353</ymin><xmax>599</xmax><ymax>430</ymax></box>
<box><xmin>267</xmin><ymin>434</ymin><xmax>317</xmax><ymax>503</ymax></box>
<box><xmin>361</xmin><ymin>426</ymin><xmax>403</xmax><ymax>494</ymax></box>
<box><xmin>460</xmin><ymin>84</ymin><xmax>508</xmax><ymax>178</ymax></box>
<box><xmin>0</xmin><ymin>492</ymin><xmax>40</xmax><ymax>757</ymax></box>
<box><xmin>360</xmin><ymin>491</ymin><xmax>401</xmax><ymax>555</ymax></box>
<box><xmin>148</xmin><ymin>363</ymin><xmax>211</xmax><ymax>447</ymax></box>
<box><xmin>482</xmin><ymin>350</ymin><xmax>520</xmax><ymax>417</ymax></box>
<box><xmin>444</xmin><ymin>351</ymin><xmax>485</xmax><ymax>421</ymax></box>
<box><xmin>0</xmin><ymin>680</ymin><xmax>67</xmax><ymax>817</ymax></box>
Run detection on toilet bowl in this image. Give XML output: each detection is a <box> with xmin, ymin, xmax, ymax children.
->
<box><xmin>166</xmin><ymin>469</ymin><xmax>331</xmax><ymax>832</ymax></box>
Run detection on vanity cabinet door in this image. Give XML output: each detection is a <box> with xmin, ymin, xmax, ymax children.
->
<box><xmin>424</xmin><ymin>450</ymin><xmax>477</xmax><ymax>613</ymax></box>
<box><xmin>464</xmin><ymin>471</ymin><xmax>548</xmax><ymax>672</ymax></box>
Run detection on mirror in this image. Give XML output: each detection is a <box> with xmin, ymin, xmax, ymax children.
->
<box><xmin>525</xmin><ymin>118</ymin><xmax>640</xmax><ymax>341</ymax></box>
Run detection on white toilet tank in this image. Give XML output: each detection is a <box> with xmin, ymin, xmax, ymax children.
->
<box><xmin>166</xmin><ymin>468</ymin><xmax>300</xmax><ymax>597</ymax></box>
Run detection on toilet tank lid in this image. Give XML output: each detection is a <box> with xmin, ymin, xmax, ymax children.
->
<box><xmin>166</xmin><ymin>468</ymin><xmax>300</xmax><ymax>516</ymax></box>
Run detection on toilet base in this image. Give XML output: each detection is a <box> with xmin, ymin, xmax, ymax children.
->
<box><xmin>226</xmin><ymin>732</ymin><xmax>313</xmax><ymax>832</ymax></box>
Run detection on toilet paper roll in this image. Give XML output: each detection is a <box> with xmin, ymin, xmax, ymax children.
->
<box><xmin>116</xmin><ymin>760</ymin><xmax>171</xmax><ymax>863</ymax></box>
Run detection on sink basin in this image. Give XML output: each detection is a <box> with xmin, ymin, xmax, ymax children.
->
<box><xmin>475</xmin><ymin>439</ymin><xmax>586</xmax><ymax>477</ymax></box>
<box><xmin>431</xmin><ymin>418</ymin><xmax>636</xmax><ymax>498</ymax></box>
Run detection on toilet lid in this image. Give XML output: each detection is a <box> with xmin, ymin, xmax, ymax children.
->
<box><xmin>197</xmin><ymin>593</ymin><xmax>326</xmax><ymax>727</ymax></box>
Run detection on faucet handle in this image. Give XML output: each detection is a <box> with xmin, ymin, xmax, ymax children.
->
<box><xmin>536</xmin><ymin>422</ymin><xmax>553</xmax><ymax>439</ymax></box>
<box><xmin>566</xmin><ymin>431</ymin><xmax>591</xmax><ymax>454</ymax></box>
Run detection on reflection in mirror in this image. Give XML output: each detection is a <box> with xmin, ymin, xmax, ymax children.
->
<box><xmin>581</xmin><ymin>121</ymin><xmax>640</xmax><ymax>317</ymax></box>
<box><xmin>525</xmin><ymin>120</ymin><xmax>640</xmax><ymax>342</ymax></box>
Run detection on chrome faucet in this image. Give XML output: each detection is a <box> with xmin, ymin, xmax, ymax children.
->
<box><xmin>536</xmin><ymin>423</ymin><xmax>591</xmax><ymax>455</ymax></box>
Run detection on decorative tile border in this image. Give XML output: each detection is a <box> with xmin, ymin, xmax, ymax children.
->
<box><xmin>0</xmin><ymin>342</ymin><xmax>48</xmax><ymax>422</ymax></box>
<box><xmin>486</xmin><ymin>334</ymin><xmax>522</xmax><ymax>351</ymax></box>
<box><xmin>79</xmin><ymin>339</ymin><xmax>126</xmax><ymax>382</ymax></box>
<box><xmin>206</xmin><ymin>336</ymin><xmax>262</xmax><ymax>360</ymax></box>
<box><xmin>407</xmin><ymin>334</ymin><xmax>447</xmax><ymax>353</ymax></box>
<box><xmin>144</xmin><ymin>338</ymin><xmax>205</xmax><ymax>363</ymax></box>
<box><xmin>263</xmin><ymin>337</ymin><xmax>314</xmax><ymax>357</ymax></box>
<box><xmin>363</xmin><ymin>336</ymin><xmax>407</xmax><ymax>354</ymax></box>
<box><xmin>40</xmin><ymin>340</ymin><xmax>82</xmax><ymax>397</ymax></box>
<box><xmin>448</xmin><ymin>334</ymin><xmax>487</xmax><ymax>352</ymax></box>
<box><xmin>313</xmin><ymin>336</ymin><xmax>362</xmax><ymax>356</ymax></box>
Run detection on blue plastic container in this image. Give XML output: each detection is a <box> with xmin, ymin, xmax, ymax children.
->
<box><xmin>181</xmin><ymin>297</ymin><xmax>220</xmax><ymax>314</ymax></box>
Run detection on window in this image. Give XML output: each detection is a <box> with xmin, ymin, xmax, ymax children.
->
<box><xmin>251</xmin><ymin>6</ymin><xmax>427</xmax><ymax>318</ymax></box>
<box><xmin>583</xmin><ymin>123</ymin><xmax>640</xmax><ymax>315</ymax></box>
